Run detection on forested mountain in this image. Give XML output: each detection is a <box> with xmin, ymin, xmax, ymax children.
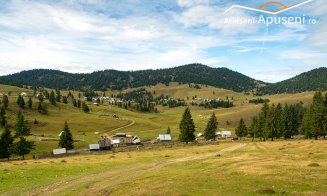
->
<box><xmin>258</xmin><ymin>67</ymin><xmax>327</xmax><ymax>94</ymax></box>
<box><xmin>0</xmin><ymin>64</ymin><xmax>262</xmax><ymax>92</ymax></box>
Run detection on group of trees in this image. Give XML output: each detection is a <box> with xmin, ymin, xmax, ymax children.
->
<box><xmin>179</xmin><ymin>108</ymin><xmax>218</xmax><ymax>143</ymax></box>
<box><xmin>0</xmin><ymin>111</ymin><xmax>35</xmax><ymax>160</ymax></box>
<box><xmin>198</xmin><ymin>99</ymin><xmax>233</xmax><ymax>109</ymax></box>
<box><xmin>249</xmin><ymin>98</ymin><xmax>270</xmax><ymax>104</ymax></box>
<box><xmin>236</xmin><ymin>91</ymin><xmax>327</xmax><ymax>141</ymax></box>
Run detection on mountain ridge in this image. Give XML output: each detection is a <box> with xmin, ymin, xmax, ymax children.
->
<box><xmin>0</xmin><ymin>64</ymin><xmax>264</xmax><ymax>92</ymax></box>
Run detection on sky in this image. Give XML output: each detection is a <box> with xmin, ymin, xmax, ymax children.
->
<box><xmin>0</xmin><ymin>0</ymin><xmax>326</xmax><ymax>82</ymax></box>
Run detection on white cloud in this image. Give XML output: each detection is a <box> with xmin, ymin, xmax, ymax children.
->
<box><xmin>278</xmin><ymin>49</ymin><xmax>327</xmax><ymax>65</ymax></box>
<box><xmin>177</xmin><ymin>0</ymin><xmax>210</xmax><ymax>8</ymax></box>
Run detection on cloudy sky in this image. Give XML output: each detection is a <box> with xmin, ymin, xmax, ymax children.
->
<box><xmin>0</xmin><ymin>0</ymin><xmax>326</xmax><ymax>82</ymax></box>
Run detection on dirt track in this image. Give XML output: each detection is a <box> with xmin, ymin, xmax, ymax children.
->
<box><xmin>31</xmin><ymin>143</ymin><xmax>246</xmax><ymax>196</ymax></box>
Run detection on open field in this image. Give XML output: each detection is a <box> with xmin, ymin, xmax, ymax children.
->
<box><xmin>0</xmin><ymin>83</ymin><xmax>320</xmax><ymax>156</ymax></box>
<box><xmin>0</xmin><ymin>140</ymin><xmax>326</xmax><ymax>195</ymax></box>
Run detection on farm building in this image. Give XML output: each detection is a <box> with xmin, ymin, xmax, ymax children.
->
<box><xmin>98</xmin><ymin>136</ymin><xmax>111</xmax><ymax>150</ymax></box>
<box><xmin>157</xmin><ymin>134</ymin><xmax>172</xmax><ymax>142</ymax></box>
<box><xmin>216</xmin><ymin>131</ymin><xmax>232</xmax><ymax>138</ymax></box>
<box><xmin>113</xmin><ymin>133</ymin><xmax>142</xmax><ymax>145</ymax></box>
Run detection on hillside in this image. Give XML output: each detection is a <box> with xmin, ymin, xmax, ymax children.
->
<box><xmin>0</xmin><ymin>64</ymin><xmax>263</xmax><ymax>92</ymax></box>
<box><xmin>258</xmin><ymin>67</ymin><xmax>327</xmax><ymax>94</ymax></box>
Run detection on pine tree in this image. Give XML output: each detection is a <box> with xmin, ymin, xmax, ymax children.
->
<box><xmin>49</xmin><ymin>91</ymin><xmax>56</xmax><ymax>105</ymax></box>
<box><xmin>204</xmin><ymin>113</ymin><xmax>218</xmax><ymax>140</ymax></box>
<box><xmin>15</xmin><ymin>113</ymin><xmax>30</xmax><ymax>137</ymax></box>
<box><xmin>59</xmin><ymin>122</ymin><xmax>74</xmax><ymax>150</ymax></box>
<box><xmin>28</xmin><ymin>97</ymin><xmax>33</xmax><ymax>109</ymax></box>
<box><xmin>0</xmin><ymin>106</ymin><xmax>6</xmax><ymax>127</ymax></box>
<box><xmin>55</xmin><ymin>90</ymin><xmax>61</xmax><ymax>102</ymax></box>
<box><xmin>37</xmin><ymin>102</ymin><xmax>48</xmax><ymax>114</ymax></box>
<box><xmin>235</xmin><ymin>118</ymin><xmax>247</xmax><ymax>140</ymax></box>
<box><xmin>17</xmin><ymin>95</ymin><xmax>25</xmax><ymax>109</ymax></box>
<box><xmin>248</xmin><ymin>116</ymin><xmax>258</xmax><ymax>141</ymax></box>
<box><xmin>179</xmin><ymin>107</ymin><xmax>196</xmax><ymax>144</ymax></box>
<box><xmin>62</xmin><ymin>96</ymin><xmax>68</xmax><ymax>104</ymax></box>
<box><xmin>82</xmin><ymin>102</ymin><xmax>90</xmax><ymax>113</ymax></box>
<box><xmin>310</xmin><ymin>91</ymin><xmax>325</xmax><ymax>140</ymax></box>
<box><xmin>73</xmin><ymin>99</ymin><xmax>78</xmax><ymax>107</ymax></box>
<box><xmin>0</xmin><ymin>126</ymin><xmax>14</xmax><ymax>160</ymax></box>
<box><xmin>2</xmin><ymin>95</ymin><xmax>9</xmax><ymax>109</ymax></box>
<box><xmin>12</xmin><ymin>137</ymin><xmax>34</xmax><ymax>160</ymax></box>
<box><xmin>166</xmin><ymin>126</ymin><xmax>171</xmax><ymax>134</ymax></box>
<box><xmin>258</xmin><ymin>103</ymin><xmax>269</xmax><ymax>141</ymax></box>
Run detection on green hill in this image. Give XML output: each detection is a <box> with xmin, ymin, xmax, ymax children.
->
<box><xmin>0</xmin><ymin>64</ymin><xmax>263</xmax><ymax>92</ymax></box>
<box><xmin>258</xmin><ymin>67</ymin><xmax>327</xmax><ymax>94</ymax></box>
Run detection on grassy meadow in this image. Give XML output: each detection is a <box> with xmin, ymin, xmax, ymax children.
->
<box><xmin>0</xmin><ymin>84</ymin><xmax>318</xmax><ymax>156</ymax></box>
<box><xmin>0</xmin><ymin>140</ymin><xmax>326</xmax><ymax>195</ymax></box>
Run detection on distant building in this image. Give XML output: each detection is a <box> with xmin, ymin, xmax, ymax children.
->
<box><xmin>157</xmin><ymin>134</ymin><xmax>172</xmax><ymax>142</ymax></box>
<box><xmin>20</xmin><ymin>92</ymin><xmax>27</xmax><ymax>97</ymax></box>
<box><xmin>216</xmin><ymin>131</ymin><xmax>232</xmax><ymax>138</ymax></box>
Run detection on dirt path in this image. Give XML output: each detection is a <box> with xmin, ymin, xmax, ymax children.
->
<box><xmin>31</xmin><ymin>143</ymin><xmax>246</xmax><ymax>195</ymax></box>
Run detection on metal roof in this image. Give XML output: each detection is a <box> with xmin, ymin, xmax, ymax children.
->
<box><xmin>158</xmin><ymin>134</ymin><xmax>171</xmax><ymax>141</ymax></box>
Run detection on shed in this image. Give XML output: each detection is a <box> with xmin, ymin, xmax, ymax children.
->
<box><xmin>53</xmin><ymin>148</ymin><xmax>66</xmax><ymax>155</ymax></box>
<box><xmin>89</xmin><ymin>144</ymin><xmax>100</xmax><ymax>151</ymax></box>
<box><xmin>157</xmin><ymin>134</ymin><xmax>172</xmax><ymax>142</ymax></box>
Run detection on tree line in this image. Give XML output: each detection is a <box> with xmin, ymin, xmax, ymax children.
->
<box><xmin>235</xmin><ymin>91</ymin><xmax>327</xmax><ymax>140</ymax></box>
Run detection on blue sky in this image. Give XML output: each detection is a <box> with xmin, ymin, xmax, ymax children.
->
<box><xmin>0</xmin><ymin>0</ymin><xmax>326</xmax><ymax>82</ymax></box>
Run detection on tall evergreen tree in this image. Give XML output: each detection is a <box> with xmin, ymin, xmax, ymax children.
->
<box><xmin>179</xmin><ymin>107</ymin><xmax>196</xmax><ymax>144</ymax></box>
<box><xmin>0</xmin><ymin>126</ymin><xmax>14</xmax><ymax>160</ymax></box>
<box><xmin>62</xmin><ymin>96</ymin><xmax>68</xmax><ymax>104</ymax></box>
<box><xmin>248</xmin><ymin>116</ymin><xmax>259</xmax><ymax>141</ymax></box>
<box><xmin>49</xmin><ymin>91</ymin><xmax>56</xmax><ymax>105</ymax></box>
<box><xmin>166</xmin><ymin>126</ymin><xmax>171</xmax><ymax>134</ymax></box>
<box><xmin>17</xmin><ymin>95</ymin><xmax>25</xmax><ymax>109</ymax></box>
<box><xmin>28</xmin><ymin>97</ymin><xmax>33</xmax><ymax>109</ymax></box>
<box><xmin>259</xmin><ymin>103</ymin><xmax>269</xmax><ymax>141</ymax></box>
<box><xmin>235</xmin><ymin>118</ymin><xmax>247</xmax><ymax>140</ymax></box>
<box><xmin>12</xmin><ymin>137</ymin><xmax>34</xmax><ymax>160</ymax></box>
<box><xmin>0</xmin><ymin>106</ymin><xmax>6</xmax><ymax>127</ymax></box>
<box><xmin>2</xmin><ymin>95</ymin><xmax>9</xmax><ymax>109</ymax></box>
<box><xmin>55</xmin><ymin>90</ymin><xmax>61</xmax><ymax>102</ymax></box>
<box><xmin>204</xmin><ymin>113</ymin><xmax>218</xmax><ymax>140</ymax></box>
<box><xmin>310</xmin><ymin>91</ymin><xmax>325</xmax><ymax>139</ymax></box>
<box><xmin>15</xmin><ymin>113</ymin><xmax>30</xmax><ymax>137</ymax></box>
<box><xmin>82</xmin><ymin>102</ymin><xmax>90</xmax><ymax>113</ymax></box>
<box><xmin>59</xmin><ymin>122</ymin><xmax>74</xmax><ymax>150</ymax></box>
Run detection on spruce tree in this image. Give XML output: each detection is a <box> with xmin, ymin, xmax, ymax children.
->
<box><xmin>249</xmin><ymin>116</ymin><xmax>259</xmax><ymax>141</ymax></box>
<box><xmin>13</xmin><ymin>112</ymin><xmax>34</xmax><ymax>160</ymax></box>
<box><xmin>17</xmin><ymin>95</ymin><xmax>25</xmax><ymax>109</ymax></box>
<box><xmin>62</xmin><ymin>96</ymin><xmax>68</xmax><ymax>104</ymax></box>
<box><xmin>82</xmin><ymin>102</ymin><xmax>90</xmax><ymax>113</ymax></box>
<box><xmin>204</xmin><ymin>113</ymin><xmax>218</xmax><ymax>140</ymax></box>
<box><xmin>166</xmin><ymin>126</ymin><xmax>171</xmax><ymax>134</ymax></box>
<box><xmin>49</xmin><ymin>91</ymin><xmax>56</xmax><ymax>105</ymax></box>
<box><xmin>13</xmin><ymin>137</ymin><xmax>34</xmax><ymax>160</ymax></box>
<box><xmin>311</xmin><ymin>91</ymin><xmax>325</xmax><ymax>139</ymax></box>
<box><xmin>235</xmin><ymin>118</ymin><xmax>247</xmax><ymax>140</ymax></box>
<box><xmin>59</xmin><ymin>122</ymin><xmax>74</xmax><ymax>150</ymax></box>
<box><xmin>0</xmin><ymin>126</ymin><xmax>14</xmax><ymax>160</ymax></box>
<box><xmin>2</xmin><ymin>95</ymin><xmax>9</xmax><ymax>109</ymax></box>
<box><xmin>179</xmin><ymin>107</ymin><xmax>195</xmax><ymax>144</ymax></box>
<box><xmin>0</xmin><ymin>106</ymin><xmax>6</xmax><ymax>127</ymax></box>
<box><xmin>15</xmin><ymin>113</ymin><xmax>30</xmax><ymax>137</ymax></box>
<box><xmin>55</xmin><ymin>90</ymin><xmax>61</xmax><ymax>102</ymax></box>
<box><xmin>28</xmin><ymin>97</ymin><xmax>33</xmax><ymax>109</ymax></box>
